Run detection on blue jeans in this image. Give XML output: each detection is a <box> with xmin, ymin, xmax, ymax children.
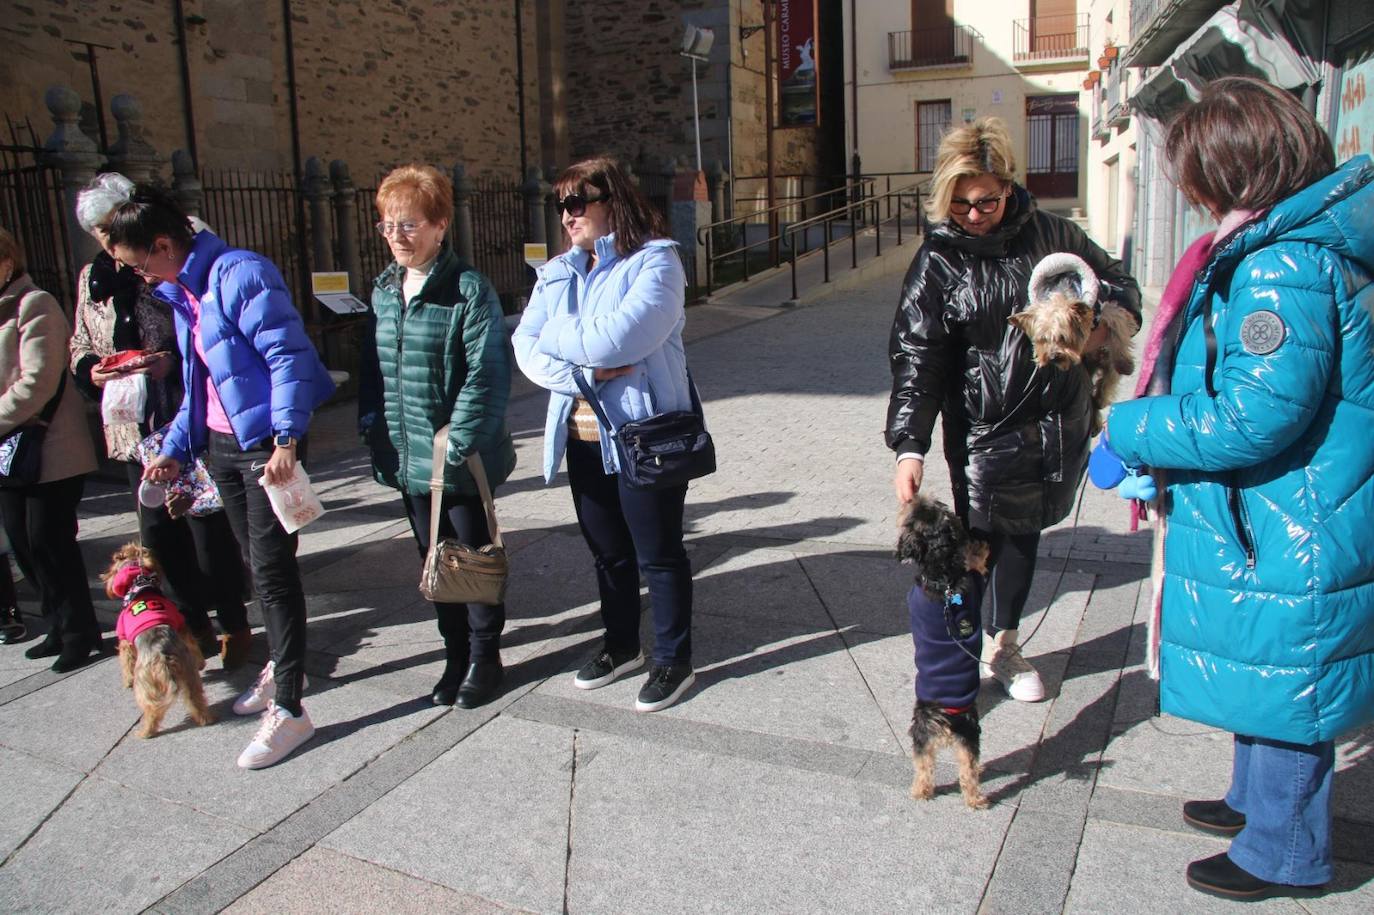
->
<box><xmin>1225</xmin><ymin>734</ymin><xmax>1334</xmax><ymax>886</ymax></box>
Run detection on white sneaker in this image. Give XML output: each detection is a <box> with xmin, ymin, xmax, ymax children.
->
<box><xmin>236</xmin><ymin>703</ymin><xmax>315</xmax><ymax>769</ymax></box>
<box><xmin>980</xmin><ymin>628</ymin><xmax>1046</xmax><ymax>702</ymax></box>
<box><xmin>232</xmin><ymin>661</ymin><xmax>308</xmax><ymax>716</ymax></box>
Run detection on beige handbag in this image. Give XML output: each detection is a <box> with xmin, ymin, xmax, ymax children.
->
<box><xmin>418</xmin><ymin>425</ymin><xmax>509</xmax><ymax>605</ymax></box>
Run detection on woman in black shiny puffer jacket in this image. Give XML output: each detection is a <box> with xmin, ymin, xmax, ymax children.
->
<box><xmin>887</xmin><ymin>117</ymin><xmax>1140</xmax><ymax>702</ymax></box>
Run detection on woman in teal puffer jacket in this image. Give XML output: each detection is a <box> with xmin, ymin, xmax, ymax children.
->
<box><xmin>358</xmin><ymin>165</ymin><xmax>516</xmax><ymax>710</ymax></box>
<box><xmin>1104</xmin><ymin>78</ymin><xmax>1374</xmax><ymax>902</ymax></box>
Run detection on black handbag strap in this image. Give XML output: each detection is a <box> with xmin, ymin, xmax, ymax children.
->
<box><xmin>572</xmin><ymin>366</ymin><xmax>705</xmax><ymax>435</ymax></box>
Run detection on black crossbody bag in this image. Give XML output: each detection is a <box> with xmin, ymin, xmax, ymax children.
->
<box><xmin>573</xmin><ymin>368</ymin><xmax>716</xmax><ymax>491</ymax></box>
<box><xmin>0</xmin><ymin>372</ymin><xmax>66</xmax><ymax>487</ymax></box>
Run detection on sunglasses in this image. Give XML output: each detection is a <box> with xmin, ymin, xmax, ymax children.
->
<box><xmin>555</xmin><ymin>193</ymin><xmax>609</xmax><ymax>218</ymax></box>
<box><xmin>948</xmin><ymin>192</ymin><xmax>1009</xmax><ymax>216</ymax></box>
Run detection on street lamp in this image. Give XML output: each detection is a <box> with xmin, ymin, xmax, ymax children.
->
<box><xmin>680</xmin><ymin>24</ymin><xmax>715</xmax><ymax>173</ymax></box>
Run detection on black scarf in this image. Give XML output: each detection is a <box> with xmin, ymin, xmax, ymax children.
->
<box><xmin>88</xmin><ymin>251</ymin><xmax>143</xmax><ymax>351</ymax></box>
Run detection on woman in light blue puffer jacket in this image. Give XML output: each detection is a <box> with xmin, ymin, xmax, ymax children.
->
<box><xmin>1104</xmin><ymin>78</ymin><xmax>1374</xmax><ymax>902</ymax></box>
<box><xmin>514</xmin><ymin>155</ymin><xmax>698</xmax><ymax>713</ymax></box>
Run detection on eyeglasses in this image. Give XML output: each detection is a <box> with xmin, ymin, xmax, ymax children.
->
<box><xmin>948</xmin><ymin>192</ymin><xmax>1009</xmax><ymax>216</ymax></box>
<box><xmin>375</xmin><ymin>220</ymin><xmax>427</xmax><ymax>238</ymax></box>
<box><xmin>555</xmin><ymin>193</ymin><xmax>609</xmax><ymax>218</ymax></box>
<box><xmin>116</xmin><ymin>248</ymin><xmax>160</xmax><ymax>280</ymax></box>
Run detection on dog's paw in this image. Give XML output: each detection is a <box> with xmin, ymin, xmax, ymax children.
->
<box><xmin>137</xmin><ymin>727</ymin><xmax>158</xmax><ymax>739</ymax></box>
<box><xmin>964</xmin><ymin>793</ymin><xmax>990</xmax><ymax>810</ymax></box>
<box><xmin>909</xmin><ymin>782</ymin><xmax>934</xmax><ymax>801</ymax></box>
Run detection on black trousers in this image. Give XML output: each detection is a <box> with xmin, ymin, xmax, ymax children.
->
<box><xmin>400</xmin><ymin>489</ymin><xmax>505</xmax><ymax>661</ymax></box>
<box><xmin>565</xmin><ymin>438</ymin><xmax>692</xmax><ymax>664</ymax></box>
<box><xmin>977</xmin><ymin>529</ymin><xmax>1042</xmax><ymax>634</ymax></box>
<box><xmin>206</xmin><ymin>431</ymin><xmax>307</xmax><ymax>710</ymax></box>
<box><xmin>0</xmin><ymin>475</ymin><xmax>99</xmax><ymax>643</ymax></box>
<box><xmin>124</xmin><ymin>463</ymin><xmax>247</xmax><ymax>634</ymax></box>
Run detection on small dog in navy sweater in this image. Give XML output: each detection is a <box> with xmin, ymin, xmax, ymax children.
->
<box><xmin>897</xmin><ymin>495</ymin><xmax>990</xmax><ymax>809</ymax></box>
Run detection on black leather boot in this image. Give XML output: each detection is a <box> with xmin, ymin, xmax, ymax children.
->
<box><xmin>431</xmin><ymin>653</ymin><xmax>469</xmax><ymax>706</ymax></box>
<box><xmin>456</xmin><ymin>659</ymin><xmax>504</xmax><ymax>709</ymax></box>
<box><xmin>0</xmin><ymin>606</ymin><xmax>25</xmax><ymax>644</ymax></box>
<box><xmin>24</xmin><ymin>632</ymin><xmax>62</xmax><ymax>660</ymax></box>
<box><xmin>51</xmin><ymin>633</ymin><xmax>102</xmax><ymax>674</ymax></box>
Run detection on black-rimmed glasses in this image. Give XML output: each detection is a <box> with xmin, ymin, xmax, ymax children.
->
<box><xmin>555</xmin><ymin>193</ymin><xmax>609</xmax><ymax>217</ymax></box>
<box><xmin>948</xmin><ymin>192</ymin><xmax>1009</xmax><ymax>216</ymax></box>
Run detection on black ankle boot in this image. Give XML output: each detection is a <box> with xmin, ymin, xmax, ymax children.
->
<box><xmin>431</xmin><ymin>655</ymin><xmax>469</xmax><ymax>706</ymax></box>
<box><xmin>51</xmin><ymin>634</ymin><xmax>101</xmax><ymax>674</ymax></box>
<box><xmin>24</xmin><ymin>633</ymin><xmax>62</xmax><ymax>660</ymax></box>
<box><xmin>0</xmin><ymin>606</ymin><xmax>25</xmax><ymax>644</ymax></box>
<box><xmin>456</xmin><ymin>659</ymin><xmax>504</xmax><ymax>709</ymax></box>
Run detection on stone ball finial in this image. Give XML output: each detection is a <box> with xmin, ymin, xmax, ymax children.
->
<box><xmin>304</xmin><ymin>156</ymin><xmax>325</xmax><ymax>179</ymax></box>
<box><xmin>110</xmin><ymin>93</ymin><xmax>142</xmax><ymax>123</ymax></box>
<box><xmin>45</xmin><ymin>86</ymin><xmax>82</xmax><ymax>119</ymax></box>
<box><xmin>329</xmin><ymin>159</ymin><xmax>353</xmax><ymax>183</ymax></box>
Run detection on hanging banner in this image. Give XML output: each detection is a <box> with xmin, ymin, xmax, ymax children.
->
<box><xmin>777</xmin><ymin>0</ymin><xmax>819</xmax><ymax>128</ymax></box>
<box><xmin>1335</xmin><ymin>47</ymin><xmax>1373</xmax><ymax>164</ymax></box>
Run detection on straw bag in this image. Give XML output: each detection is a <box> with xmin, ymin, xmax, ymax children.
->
<box><xmin>418</xmin><ymin>425</ymin><xmax>508</xmax><ymax>605</ymax></box>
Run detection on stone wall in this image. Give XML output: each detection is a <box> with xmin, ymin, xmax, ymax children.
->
<box><xmin>2</xmin><ymin>0</ymin><xmax>540</xmax><ymax>180</ymax></box>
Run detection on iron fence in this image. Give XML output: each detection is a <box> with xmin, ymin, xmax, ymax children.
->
<box><xmin>468</xmin><ymin>176</ymin><xmax>532</xmax><ymax>312</ymax></box>
<box><xmin>0</xmin><ymin>144</ymin><xmax>74</xmax><ymax>309</ymax></box>
<box><xmin>198</xmin><ymin>168</ymin><xmax>312</xmax><ymax>312</ymax></box>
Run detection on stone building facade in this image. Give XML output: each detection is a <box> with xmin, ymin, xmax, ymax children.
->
<box><xmin>4</xmin><ymin>0</ymin><xmax>541</xmax><ymax>179</ymax></box>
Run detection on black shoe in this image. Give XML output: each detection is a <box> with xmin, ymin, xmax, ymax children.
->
<box><xmin>0</xmin><ymin>607</ymin><xmax>25</xmax><ymax>644</ymax></box>
<box><xmin>24</xmin><ymin>633</ymin><xmax>61</xmax><ymax>660</ymax></box>
<box><xmin>635</xmin><ymin>663</ymin><xmax>695</xmax><ymax>712</ymax></box>
<box><xmin>1186</xmin><ymin>852</ymin><xmax>1324</xmax><ymax>901</ymax></box>
<box><xmin>431</xmin><ymin>656</ymin><xmax>469</xmax><ymax>706</ymax></box>
<box><xmin>456</xmin><ymin>659</ymin><xmax>504</xmax><ymax>709</ymax></box>
<box><xmin>1183</xmin><ymin>798</ymin><xmax>1246</xmax><ymax>837</ymax></box>
<box><xmin>574</xmin><ymin>645</ymin><xmax>645</xmax><ymax>690</ymax></box>
<box><xmin>50</xmin><ymin>636</ymin><xmax>102</xmax><ymax>674</ymax></box>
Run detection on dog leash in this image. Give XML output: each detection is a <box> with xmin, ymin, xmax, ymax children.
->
<box><xmin>1008</xmin><ymin>473</ymin><xmax>1090</xmax><ymax>655</ymax></box>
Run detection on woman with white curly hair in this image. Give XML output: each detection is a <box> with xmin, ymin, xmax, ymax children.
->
<box><xmin>71</xmin><ymin>173</ymin><xmax>250</xmax><ymax>667</ymax></box>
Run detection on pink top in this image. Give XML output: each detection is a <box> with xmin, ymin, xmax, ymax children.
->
<box><xmin>185</xmin><ymin>289</ymin><xmax>233</xmax><ymax>435</ymax></box>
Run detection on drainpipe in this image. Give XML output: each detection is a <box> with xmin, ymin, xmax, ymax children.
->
<box><xmin>515</xmin><ymin>0</ymin><xmax>529</xmax><ymax>177</ymax></box>
<box><xmin>280</xmin><ymin>0</ymin><xmax>313</xmax><ymax>319</ymax></box>
<box><xmin>850</xmin><ymin>0</ymin><xmax>860</xmax><ymax>186</ymax></box>
<box><xmin>172</xmin><ymin>0</ymin><xmax>199</xmax><ymax>167</ymax></box>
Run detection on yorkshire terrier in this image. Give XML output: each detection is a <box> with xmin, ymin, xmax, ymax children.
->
<box><xmin>896</xmin><ymin>495</ymin><xmax>991</xmax><ymax>809</ymax></box>
<box><xmin>104</xmin><ymin>543</ymin><xmax>214</xmax><ymax>738</ymax></box>
<box><xmin>1009</xmin><ymin>252</ymin><xmax>1136</xmax><ymax>433</ymax></box>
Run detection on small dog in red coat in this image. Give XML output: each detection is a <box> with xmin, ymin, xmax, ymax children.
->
<box><xmin>103</xmin><ymin>543</ymin><xmax>214</xmax><ymax>738</ymax></box>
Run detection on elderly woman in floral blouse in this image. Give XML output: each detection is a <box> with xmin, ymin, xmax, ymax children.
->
<box><xmin>71</xmin><ymin>173</ymin><xmax>249</xmax><ymax>665</ymax></box>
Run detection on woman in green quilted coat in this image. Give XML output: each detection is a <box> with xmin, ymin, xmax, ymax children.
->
<box><xmin>358</xmin><ymin>165</ymin><xmax>516</xmax><ymax>710</ymax></box>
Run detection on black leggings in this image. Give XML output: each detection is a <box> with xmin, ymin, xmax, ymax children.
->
<box><xmin>977</xmin><ymin>529</ymin><xmax>1041</xmax><ymax>634</ymax></box>
<box><xmin>0</xmin><ymin>475</ymin><xmax>99</xmax><ymax>642</ymax></box>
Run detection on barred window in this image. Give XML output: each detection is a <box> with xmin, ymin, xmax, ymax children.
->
<box><xmin>916</xmin><ymin>100</ymin><xmax>952</xmax><ymax>172</ymax></box>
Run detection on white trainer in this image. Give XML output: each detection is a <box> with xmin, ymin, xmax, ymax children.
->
<box><xmin>236</xmin><ymin>703</ymin><xmax>315</xmax><ymax>769</ymax></box>
<box><xmin>231</xmin><ymin>661</ymin><xmax>308</xmax><ymax>716</ymax></box>
<box><xmin>980</xmin><ymin>628</ymin><xmax>1046</xmax><ymax>702</ymax></box>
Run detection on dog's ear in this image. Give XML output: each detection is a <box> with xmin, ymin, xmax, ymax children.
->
<box><xmin>1008</xmin><ymin>311</ymin><xmax>1032</xmax><ymax>334</ymax></box>
<box><xmin>1071</xmin><ymin>299</ymin><xmax>1092</xmax><ymax>321</ymax></box>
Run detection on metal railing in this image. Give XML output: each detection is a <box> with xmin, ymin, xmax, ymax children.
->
<box><xmin>1013</xmin><ymin>14</ymin><xmax>1090</xmax><ymax>62</ymax></box>
<box><xmin>783</xmin><ymin>183</ymin><xmax>925</xmax><ymax>301</ymax></box>
<box><xmin>0</xmin><ymin>144</ymin><xmax>73</xmax><ymax>308</ymax></box>
<box><xmin>888</xmin><ymin>26</ymin><xmax>977</xmax><ymax>70</ymax></box>
<box><xmin>696</xmin><ymin>179</ymin><xmax>875</xmax><ymax>297</ymax></box>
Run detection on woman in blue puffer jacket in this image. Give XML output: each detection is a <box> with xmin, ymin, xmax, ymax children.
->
<box><xmin>1103</xmin><ymin>77</ymin><xmax>1374</xmax><ymax>902</ymax></box>
<box><xmin>108</xmin><ymin>186</ymin><xmax>335</xmax><ymax>771</ymax></box>
<box><xmin>513</xmin><ymin>155</ymin><xmax>698</xmax><ymax>713</ymax></box>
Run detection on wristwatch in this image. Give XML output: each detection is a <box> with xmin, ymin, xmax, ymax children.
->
<box><xmin>274</xmin><ymin>432</ymin><xmax>297</xmax><ymax>449</ymax></box>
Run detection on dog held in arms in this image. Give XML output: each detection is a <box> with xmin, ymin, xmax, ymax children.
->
<box><xmin>897</xmin><ymin>496</ymin><xmax>991</xmax><ymax>809</ymax></box>
<box><xmin>1009</xmin><ymin>252</ymin><xmax>1136</xmax><ymax>433</ymax></box>
<box><xmin>104</xmin><ymin>543</ymin><xmax>214</xmax><ymax>738</ymax></box>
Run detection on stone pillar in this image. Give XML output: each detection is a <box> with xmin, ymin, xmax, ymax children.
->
<box><xmin>330</xmin><ymin>160</ymin><xmax>362</xmax><ymax>294</ymax></box>
<box><xmin>105</xmin><ymin>94</ymin><xmax>161</xmax><ymax>185</ymax></box>
<box><xmin>170</xmin><ymin>150</ymin><xmax>204</xmax><ymax>219</ymax></box>
<box><xmin>303</xmin><ymin>157</ymin><xmax>335</xmax><ymax>272</ymax></box>
<box><xmin>451</xmin><ymin>163</ymin><xmax>475</xmax><ymax>264</ymax></box>
<box><xmin>705</xmin><ymin>159</ymin><xmax>727</xmax><ymax>225</ymax></box>
<box><xmin>671</xmin><ymin>167</ymin><xmax>709</xmax><ymax>298</ymax></box>
<box><xmin>542</xmin><ymin>165</ymin><xmax>564</xmax><ymax>258</ymax></box>
<box><xmin>42</xmin><ymin>86</ymin><xmax>104</xmax><ymax>276</ymax></box>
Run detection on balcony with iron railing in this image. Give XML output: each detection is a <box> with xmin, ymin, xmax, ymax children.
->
<box><xmin>888</xmin><ymin>25</ymin><xmax>979</xmax><ymax>71</ymax></box>
<box><xmin>1127</xmin><ymin>0</ymin><xmax>1229</xmax><ymax>66</ymax></box>
<box><xmin>1013</xmin><ymin>14</ymin><xmax>1090</xmax><ymax>64</ymax></box>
